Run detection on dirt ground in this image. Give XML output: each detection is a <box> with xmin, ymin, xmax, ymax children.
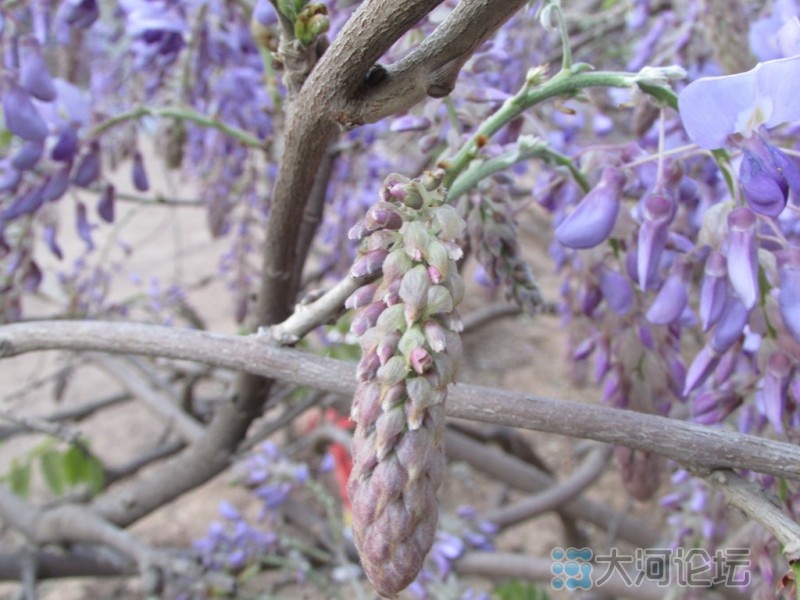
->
<box><xmin>0</xmin><ymin>156</ymin><xmax>663</xmax><ymax>600</ymax></box>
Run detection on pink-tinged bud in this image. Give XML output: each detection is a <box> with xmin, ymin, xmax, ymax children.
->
<box><xmin>351</xmin><ymin>249</ymin><xmax>389</xmax><ymax>279</ymax></box>
<box><xmin>554</xmin><ymin>167</ymin><xmax>624</xmax><ymax>249</ymax></box>
<box><xmin>390</xmin><ymin>115</ymin><xmax>431</xmax><ymax>132</ymax></box>
<box><xmin>374</xmin><ymin>406</ymin><xmax>407</xmax><ymax>461</ymax></box>
<box><xmin>683</xmin><ymin>345</ymin><xmax>720</xmax><ymax>397</ymax></box>
<box><xmin>699</xmin><ymin>252</ymin><xmax>728</xmax><ymax>331</ymax></box>
<box><xmin>132</xmin><ymin>151</ymin><xmax>149</xmax><ymax>192</ymax></box>
<box><xmin>710</xmin><ymin>294</ymin><xmax>749</xmax><ymax>354</ymax></box>
<box><xmin>350</xmin><ymin>301</ymin><xmax>386</xmax><ymax>337</ymax></box>
<box><xmin>763</xmin><ymin>351</ymin><xmax>793</xmax><ymax>433</ymax></box>
<box><xmin>20</xmin><ymin>38</ymin><xmax>56</xmax><ymax>101</ymax></box>
<box><xmin>424</xmin><ymin>239</ymin><xmax>450</xmax><ymax>277</ymax></box>
<box><xmin>423</xmin><ymin>320</ymin><xmax>447</xmax><ymax>352</ymax></box>
<box><xmin>376</xmin><ymin>331</ymin><xmax>401</xmax><ymax>366</ymax></box>
<box><xmin>348</xmin><ymin>219</ymin><xmax>369</xmax><ymax>241</ymax></box>
<box><xmin>637</xmin><ymin>191</ymin><xmax>675</xmax><ymax>290</ymax></box>
<box><xmin>406</xmin><ymin>377</ymin><xmax>433</xmax><ymax>429</ymax></box>
<box><xmin>345</xmin><ymin>283</ymin><xmax>378</xmax><ymax>310</ymax></box>
<box><xmin>410</xmin><ymin>347</ymin><xmax>432</xmax><ymax>374</ymax></box>
<box><xmin>398</xmin><ymin>325</ymin><xmax>426</xmax><ymax>358</ymax></box>
<box><xmin>351</xmin><ymin>381</ymin><xmax>381</xmax><ymax>424</ymax></box>
<box><xmin>365</xmin><ymin>202</ymin><xmax>403</xmax><ymax>231</ymax></box>
<box><xmin>726</xmin><ymin>207</ymin><xmax>759</xmax><ymax>309</ymax></box>
<box><xmin>356</xmin><ymin>350</ymin><xmax>381</xmax><ymax>382</ymax></box>
<box><xmin>777</xmin><ymin>247</ymin><xmax>800</xmax><ymax>344</ymax></box>
<box><xmin>4</xmin><ymin>83</ymin><xmax>49</xmax><ymax>142</ymax></box>
<box><xmin>381</xmin><ymin>382</ymin><xmax>406</xmax><ymax>410</ymax></box>
<box><xmin>427</xmin><ymin>265</ymin><xmax>443</xmax><ymax>284</ymax></box>
<box><xmin>598</xmin><ymin>267</ymin><xmax>632</xmax><ymax>315</ymax></box>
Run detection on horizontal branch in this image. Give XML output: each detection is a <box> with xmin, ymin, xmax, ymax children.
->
<box><xmin>455</xmin><ymin>552</ymin><xmax>664</xmax><ymax>600</ymax></box>
<box><xmin>1</xmin><ymin>321</ymin><xmax>798</xmax><ymax>482</ymax></box>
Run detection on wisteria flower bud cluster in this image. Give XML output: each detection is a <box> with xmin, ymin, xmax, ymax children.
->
<box><xmin>458</xmin><ymin>189</ymin><xmax>543</xmax><ymax>314</ymax></box>
<box><xmin>345</xmin><ymin>171</ymin><xmax>466</xmax><ymax>597</ymax></box>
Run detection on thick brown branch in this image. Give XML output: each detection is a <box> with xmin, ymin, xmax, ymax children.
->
<box><xmin>2</xmin><ymin>321</ymin><xmax>799</xmax><ymax>484</ymax></box>
<box><xmin>339</xmin><ymin>0</ymin><xmax>530</xmax><ymax>125</ymax></box>
<box><xmin>704</xmin><ymin>469</ymin><xmax>800</xmax><ymax>561</ymax></box>
<box><xmin>0</xmin><ymin>549</ymin><xmax>135</xmax><ymax>580</ymax></box>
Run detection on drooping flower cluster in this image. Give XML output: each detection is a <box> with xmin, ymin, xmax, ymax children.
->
<box><xmin>459</xmin><ymin>187</ymin><xmax>543</xmax><ymax>314</ymax></box>
<box><xmin>346</xmin><ymin>171</ymin><xmax>466</xmax><ymax>597</ymax></box>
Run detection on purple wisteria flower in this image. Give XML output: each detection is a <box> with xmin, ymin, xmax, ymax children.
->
<box><xmin>678</xmin><ymin>55</ymin><xmax>800</xmax><ymax>216</ymax></box>
<box><xmin>749</xmin><ymin>0</ymin><xmax>800</xmax><ymax>61</ymax></box>
<box><xmin>554</xmin><ymin>167</ymin><xmax>625</xmax><ymax>248</ymax></box>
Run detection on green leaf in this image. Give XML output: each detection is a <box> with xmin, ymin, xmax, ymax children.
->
<box><xmin>84</xmin><ymin>454</ymin><xmax>105</xmax><ymax>495</ymax></box>
<box><xmin>40</xmin><ymin>450</ymin><xmax>66</xmax><ymax>496</ymax></box>
<box><xmin>9</xmin><ymin>459</ymin><xmax>31</xmax><ymax>498</ymax></box>
<box><xmin>63</xmin><ymin>445</ymin><xmax>87</xmax><ymax>487</ymax></box>
<box><xmin>493</xmin><ymin>580</ymin><xmax>550</xmax><ymax>600</ymax></box>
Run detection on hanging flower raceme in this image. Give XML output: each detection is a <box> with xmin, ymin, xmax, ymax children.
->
<box><xmin>346</xmin><ymin>171</ymin><xmax>466</xmax><ymax>598</ymax></box>
<box><xmin>678</xmin><ymin>55</ymin><xmax>800</xmax><ymax>216</ymax></box>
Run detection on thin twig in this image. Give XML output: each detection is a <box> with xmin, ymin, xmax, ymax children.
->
<box><xmin>445</xmin><ymin>428</ymin><xmax>659</xmax><ymax>548</ymax></box>
<box><xmin>482</xmin><ymin>444</ymin><xmax>611</xmax><ymax>528</ymax></box>
<box><xmin>0</xmin><ymin>409</ymin><xmax>83</xmax><ymax>445</ymax></box>
<box><xmin>89</xmin><ymin>354</ymin><xmax>204</xmax><ymax>443</ymax></box>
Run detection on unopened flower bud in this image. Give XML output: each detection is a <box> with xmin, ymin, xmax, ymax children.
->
<box><xmin>554</xmin><ymin>167</ymin><xmax>624</xmax><ymax>249</ymax></box>
<box><xmin>410</xmin><ymin>347</ymin><xmax>432</xmax><ymax>374</ymax></box>
<box><xmin>352</xmin><ymin>249</ymin><xmax>389</xmax><ymax>279</ymax></box>
<box><xmin>699</xmin><ymin>252</ymin><xmax>728</xmax><ymax>331</ymax></box>
<box><xmin>637</xmin><ymin>191</ymin><xmax>675</xmax><ymax>290</ymax></box>
<box><xmin>726</xmin><ymin>207</ymin><xmax>759</xmax><ymax>309</ymax></box>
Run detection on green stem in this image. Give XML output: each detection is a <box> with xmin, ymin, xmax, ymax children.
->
<box><xmin>449</xmin><ymin>138</ymin><xmax>589</xmax><ymax>200</ymax></box>
<box><xmin>90</xmin><ymin>106</ymin><xmax>266</xmax><ymax>150</ymax></box>
<box><xmin>444</xmin><ymin>68</ymin><xmax>679</xmax><ymax>188</ymax></box>
<box><xmin>551</xmin><ymin>1</ymin><xmax>572</xmax><ymax>72</ymax></box>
